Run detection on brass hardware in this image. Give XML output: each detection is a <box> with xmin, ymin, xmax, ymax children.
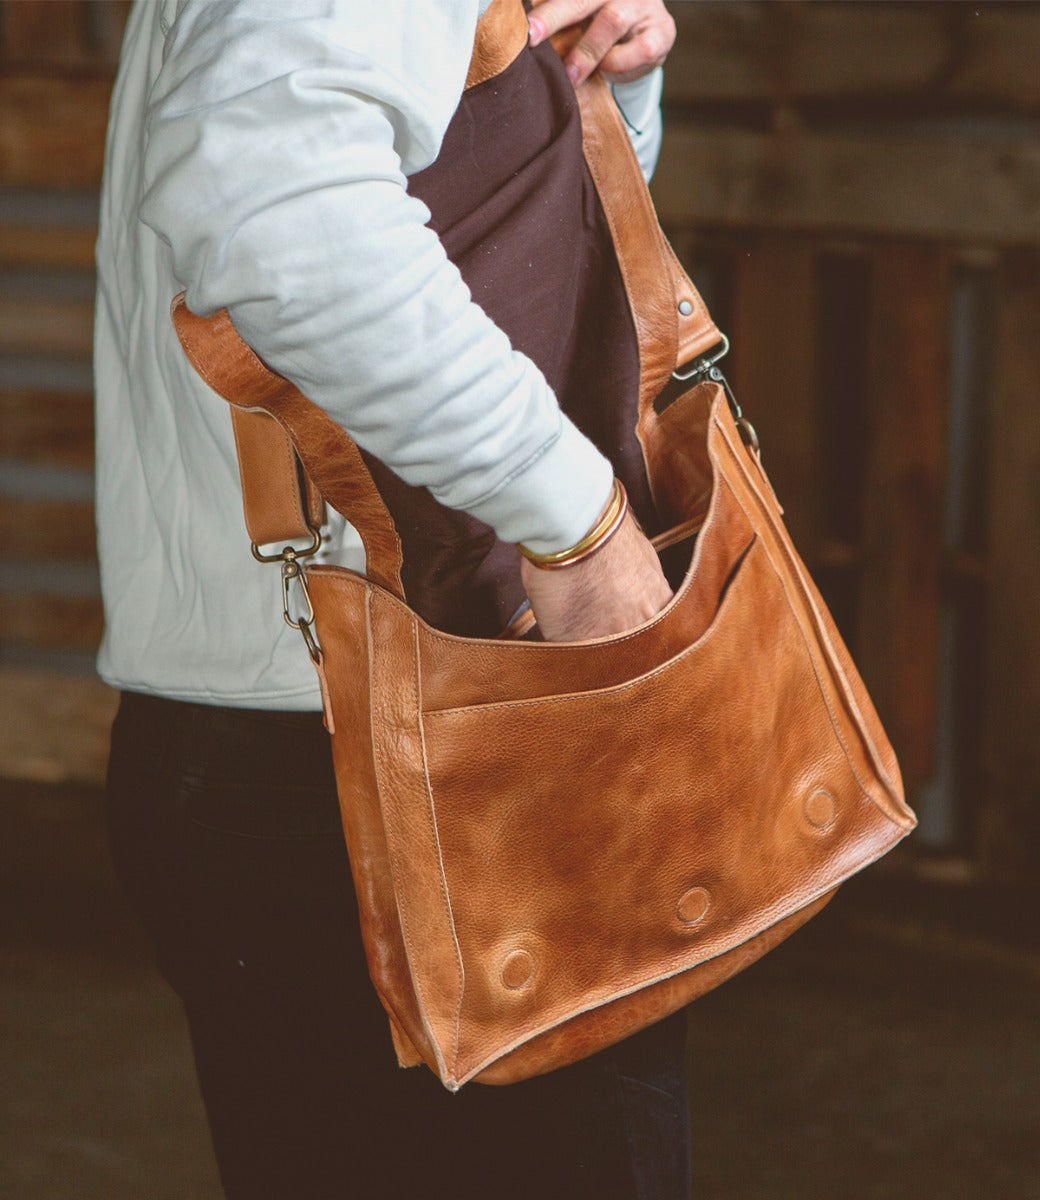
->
<box><xmin>518</xmin><ymin>478</ymin><xmax>628</xmax><ymax>570</ymax></box>
<box><xmin>281</xmin><ymin>554</ymin><xmax>323</xmax><ymax>663</ymax></box>
<box><xmin>297</xmin><ymin>617</ymin><xmax>322</xmax><ymax>664</ymax></box>
<box><xmin>736</xmin><ymin>416</ymin><xmax>760</xmax><ymax>457</ymax></box>
<box><xmin>251</xmin><ymin>524</ymin><xmax>322</xmax><ymax>563</ymax></box>
<box><xmin>672</xmin><ymin>333</ymin><xmax>763</xmax><ymax>459</ymax></box>
<box><xmin>251</xmin><ymin>533</ymin><xmax>325</xmax><ymax>665</ymax></box>
<box><xmin>280</xmin><ymin>553</ymin><xmax>315</xmax><ymax>631</ymax></box>
<box><xmin>672</xmin><ymin>333</ymin><xmax>730</xmax><ymax>383</ymax></box>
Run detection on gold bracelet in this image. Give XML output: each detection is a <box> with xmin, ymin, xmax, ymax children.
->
<box><xmin>517</xmin><ymin>479</ymin><xmax>629</xmax><ymax>570</ymax></box>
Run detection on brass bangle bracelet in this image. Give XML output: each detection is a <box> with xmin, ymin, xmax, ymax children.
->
<box><xmin>518</xmin><ymin>479</ymin><xmax>629</xmax><ymax>570</ymax></box>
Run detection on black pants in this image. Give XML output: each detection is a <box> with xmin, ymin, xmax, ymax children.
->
<box><xmin>105</xmin><ymin>691</ymin><xmax>692</xmax><ymax>1200</ymax></box>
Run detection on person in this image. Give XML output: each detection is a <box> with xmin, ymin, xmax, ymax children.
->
<box><xmin>95</xmin><ymin>1</ymin><xmax>688</xmax><ymax>1196</ymax></box>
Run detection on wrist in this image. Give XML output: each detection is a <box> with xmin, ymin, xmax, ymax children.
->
<box><xmin>468</xmin><ymin>419</ymin><xmax>614</xmax><ymax>552</ymax></box>
<box><xmin>518</xmin><ymin>479</ymin><xmax>629</xmax><ymax>570</ymax></box>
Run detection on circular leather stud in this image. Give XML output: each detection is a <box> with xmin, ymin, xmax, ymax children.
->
<box><xmin>678</xmin><ymin>299</ymin><xmax>694</xmax><ymax>316</ymax></box>
<box><xmin>676</xmin><ymin>886</ymin><xmax>712</xmax><ymax>926</ymax></box>
<box><xmin>501</xmin><ymin>949</ymin><xmax>535</xmax><ymax>991</ymax></box>
<box><xmin>804</xmin><ymin>788</ymin><xmax>837</xmax><ymax>830</ymax></box>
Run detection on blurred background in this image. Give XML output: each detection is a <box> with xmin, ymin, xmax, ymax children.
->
<box><xmin>1</xmin><ymin>2</ymin><xmax>1038</xmax><ymax>1197</ymax></box>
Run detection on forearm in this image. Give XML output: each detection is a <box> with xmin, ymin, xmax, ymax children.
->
<box><xmin>142</xmin><ymin>0</ymin><xmax>614</xmax><ymax>552</ymax></box>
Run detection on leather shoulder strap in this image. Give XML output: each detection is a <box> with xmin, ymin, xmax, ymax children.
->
<box><xmin>228</xmin><ymin>0</ymin><xmax>532</xmax><ymax>552</ymax></box>
<box><xmin>576</xmin><ymin>74</ymin><xmax>719</xmax><ymax>424</ymax></box>
<box><xmin>467</xmin><ymin>0</ymin><xmax>529</xmax><ymax>88</ymax></box>
<box><xmin>229</xmin><ymin>406</ymin><xmax>325</xmax><ymax>547</ymax></box>
<box><xmin>173</xmin><ymin>299</ymin><xmax>405</xmax><ymax>598</ymax></box>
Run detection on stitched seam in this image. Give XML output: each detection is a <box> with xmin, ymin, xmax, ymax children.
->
<box><xmin>715</xmin><ymin>421</ymin><xmax>898</xmax><ymax>813</ymax></box>
<box><xmin>579</xmin><ymin>82</ymin><xmax>676</xmax><ymax>397</ymax></box>
<box><xmin>383</xmin><ymin>396</ymin><xmax>732</xmax><ymax>662</ymax></box>
<box><xmin>467</xmin><ymin>43</ymin><xmax>524</xmax><ymax>89</ymax></box>
<box><xmin>662</xmin><ymin>235</ymin><xmax>714</xmax><ymax>352</ymax></box>
<box><xmin>412</xmin><ymin>621</ymin><xmax>467</xmax><ymax>1074</ymax></box>
<box><xmin>466</xmin><ymin>2</ymin><xmax>527</xmax><ymax>89</ymax></box>
<box><xmin>422</xmin><ymin>531</ymin><xmax>758</xmax><ymax>717</ymax></box>
<box><xmin>580</xmin><ymin>96</ymin><xmax>650</xmax><ymax>386</ymax></box>
<box><xmin>206</xmin><ymin>334</ymin><xmax>401</xmax><ymax>592</ymax></box>
<box><xmin>453</xmin><ymin>893</ymin><xmax>860</xmax><ymax>1084</ymax></box>
<box><xmin>277</xmin><ymin>431</ymin><xmax>304</xmax><ymax>530</ymax></box>
<box><xmin>254</xmin><ymin>413</ymin><xmax>399</xmax><ymax>590</ymax></box>
<box><xmin>199</xmin><ymin>367</ymin><xmax>304</xmax><ymax>538</ymax></box>
<box><xmin>365</xmin><ymin>589</ymin><xmax>448</xmax><ymax>1080</ymax></box>
<box><xmin>716</xmin><ymin>415</ymin><xmax>903</xmax><ymax>803</ymax></box>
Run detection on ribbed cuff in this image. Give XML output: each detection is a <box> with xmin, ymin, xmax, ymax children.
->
<box><xmin>464</xmin><ymin>417</ymin><xmax>616</xmax><ymax>554</ymax></box>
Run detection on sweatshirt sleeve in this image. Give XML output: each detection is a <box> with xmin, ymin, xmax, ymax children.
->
<box><xmin>141</xmin><ymin>0</ymin><xmax>614</xmax><ymax>554</ymax></box>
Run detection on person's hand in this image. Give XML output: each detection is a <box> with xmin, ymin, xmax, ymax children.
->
<box><xmin>520</xmin><ymin>512</ymin><xmax>673</xmax><ymax>641</ymax></box>
<box><xmin>527</xmin><ymin>0</ymin><xmax>677</xmax><ymax>87</ymax></box>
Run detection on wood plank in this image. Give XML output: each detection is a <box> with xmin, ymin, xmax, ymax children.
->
<box><xmin>980</xmin><ymin>255</ymin><xmax>1040</xmax><ymax>877</ymax></box>
<box><xmin>0</xmin><ymin>72</ymin><xmax>113</xmax><ymax>189</ymax></box>
<box><xmin>725</xmin><ymin>237</ymin><xmax>820</xmax><ymax>552</ymax></box>
<box><xmin>653</xmin><ymin>126</ymin><xmax>1040</xmax><ymax>247</ymax></box>
<box><xmin>0</xmin><ymin>498</ymin><xmax>96</xmax><ymax>561</ymax></box>
<box><xmin>856</xmin><ymin>245</ymin><xmax>949</xmax><ymax>796</ymax></box>
<box><xmin>0</xmin><ymin>591</ymin><xmax>103</xmax><ymax>651</ymax></box>
<box><xmin>0</xmin><ymin>1</ymin><xmax>92</xmax><ymax>66</ymax></box>
<box><xmin>0</xmin><ymin>295</ymin><xmax>95</xmax><ymax>357</ymax></box>
<box><xmin>807</xmin><ymin>250</ymin><xmax>875</xmax><ymax>644</ymax></box>
<box><xmin>952</xmin><ymin>9</ymin><xmax>1040</xmax><ymax>112</ymax></box>
<box><xmin>0</xmin><ymin>390</ymin><xmax>94</xmax><ymax>467</ymax></box>
<box><xmin>91</xmin><ymin>1</ymin><xmax>133</xmax><ymax>66</ymax></box>
<box><xmin>0</xmin><ymin>223</ymin><xmax>97</xmax><ymax>271</ymax></box>
<box><xmin>667</xmin><ymin>3</ymin><xmax>945</xmax><ymax>106</ymax></box>
<box><xmin>0</xmin><ymin>666</ymin><xmax>117</xmax><ymax>785</ymax></box>
<box><xmin>665</xmin><ymin>3</ymin><xmax>1040</xmax><ymax>111</ymax></box>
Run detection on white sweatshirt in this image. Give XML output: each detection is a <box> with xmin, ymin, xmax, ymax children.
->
<box><xmin>94</xmin><ymin>0</ymin><xmax>664</xmax><ymax>707</ymax></box>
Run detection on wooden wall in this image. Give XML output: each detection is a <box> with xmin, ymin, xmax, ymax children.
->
<box><xmin>653</xmin><ymin>2</ymin><xmax>1040</xmax><ymax>879</ymax></box>
<box><xmin>0</xmin><ymin>1</ymin><xmax>1037</xmax><ymax>879</ymax></box>
<box><xmin>0</xmin><ymin>1</ymin><xmax>126</xmax><ymax>781</ymax></box>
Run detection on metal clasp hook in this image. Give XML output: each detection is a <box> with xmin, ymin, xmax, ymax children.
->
<box><xmin>672</xmin><ymin>333</ymin><xmax>760</xmax><ymax>458</ymax></box>
<box><xmin>279</xmin><ymin>550</ymin><xmax>322</xmax><ymax>663</ymax></box>
<box><xmin>280</xmin><ymin>552</ymin><xmax>315</xmax><ymax>631</ymax></box>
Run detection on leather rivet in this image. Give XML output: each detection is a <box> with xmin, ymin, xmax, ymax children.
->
<box><xmin>501</xmin><ymin>949</ymin><xmax>535</xmax><ymax>990</ymax></box>
<box><xmin>676</xmin><ymin>886</ymin><xmax>711</xmax><ymax>926</ymax></box>
<box><xmin>804</xmin><ymin>789</ymin><xmax>837</xmax><ymax>829</ymax></box>
<box><xmin>678</xmin><ymin>299</ymin><xmax>694</xmax><ymax>316</ymax></box>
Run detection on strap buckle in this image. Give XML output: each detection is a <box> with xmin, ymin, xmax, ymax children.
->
<box><xmin>671</xmin><ymin>334</ymin><xmax>759</xmax><ymax>456</ymax></box>
<box><xmin>672</xmin><ymin>332</ymin><xmax>730</xmax><ymax>383</ymax></box>
<box><xmin>251</xmin><ymin>524</ymin><xmax>322</xmax><ymax>564</ymax></box>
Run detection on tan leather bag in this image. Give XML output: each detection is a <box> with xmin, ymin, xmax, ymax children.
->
<box><xmin>171</xmin><ymin>24</ymin><xmax>916</xmax><ymax>1090</ymax></box>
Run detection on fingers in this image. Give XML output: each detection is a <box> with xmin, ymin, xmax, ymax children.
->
<box><xmin>527</xmin><ymin>0</ymin><xmax>598</xmax><ymax>49</ymax></box>
<box><xmin>564</xmin><ymin>5</ymin><xmax>644</xmax><ymax>86</ymax></box>
<box><xmin>597</xmin><ymin>21</ymin><xmax>673</xmax><ymax>84</ymax></box>
<box><xmin>528</xmin><ymin>0</ymin><xmax>676</xmax><ymax>87</ymax></box>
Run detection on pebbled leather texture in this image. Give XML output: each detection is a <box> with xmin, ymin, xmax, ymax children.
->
<box><xmin>229</xmin><ymin>407</ymin><xmax>324</xmax><ymax>546</ymax></box>
<box><xmin>466</xmin><ymin>0</ymin><xmax>530</xmax><ymax>88</ymax></box>
<box><xmin>302</xmin><ymin>384</ymin><xmax>915</xmax><ymax>1088</ymax></box>
<box><xmin>171</xmin><ymin>0</ymin><xmax>916</xmax><ymax>1090</ymax></box>
<box><xmin>172</xmin><ymin>299</ymin><xmax>405</xmax><ymax>599</ymax></box>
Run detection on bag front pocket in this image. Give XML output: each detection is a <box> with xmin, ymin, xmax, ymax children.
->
<box><xmin>418</xmin><ymin>535</ymin><xmax>901</xmax><ymax>1076</ymax></box>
